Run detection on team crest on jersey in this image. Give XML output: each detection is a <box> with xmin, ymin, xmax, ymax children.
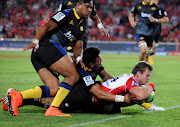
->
<box><xmin>151</xmin><ymin>7</ymin><xmax>156</xmax><ymax>10</ymax></box>
<box><xmin>53</xmin><ymin>12</ymin><xmax>65</xmax><ymax>22</ymax></box>
<box><xmin>138</xmin><ymin>6</ymin><xmax>142</xmax><ymax>9</ymax></box>
<box><xmin>67</xmin><ymin>1</ymin><xmax>73</xmax><ymax>6</ymax></box>
<box><xmin>83</xmin><ymin>76</ymin><xmax>94</xmax><ymax>86</ymax></box>
<box><xmin>80</xmin><ymin>26</ymin><xmax>83</xmax><ymax>31</ymax></box>
<box><xmin>69</xmin><ymin>20</ymin><xmax>74</xmax><ymax>25</ymax></box>
<box><xmin>67</xmin><ymin>46</ymin><xmax>72</xmax><ymax>50</ymax></box>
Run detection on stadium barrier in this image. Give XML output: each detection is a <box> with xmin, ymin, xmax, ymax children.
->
<box><xmin>0</xmin><ymin>38</ymin><xmax>179</xmax><ymax>56</ymax></box>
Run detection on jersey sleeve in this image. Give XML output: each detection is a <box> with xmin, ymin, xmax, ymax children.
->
<box><xmin>50</xmin><ymin>11</ymin><xmax>68</xmax><ymax>26</ymax></box>
<box><xmin>161</xmin><ymin>8</ymin><xmax>168</xmax><ymax>17</ymax></box>
<box><xmin>90</xmin><ymin>0</ymin><xmax>97</xmax><ymax>16</ymax></box>
<box><xmin>76</xmin><ymin>64</ymin><xmax>96</xmax><ymax>90</ymax></box>
<box><xmin>126</xmin><ymin>77</ymin><xmax>139</xmax><ymax>92</ymax></box>
<box><xmin>131</xmin><ymin>3</ymin><xmax>138</xmax><ymax>15</ymax></box>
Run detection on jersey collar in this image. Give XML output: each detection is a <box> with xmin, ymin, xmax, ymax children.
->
<box><xmin>73</xmin><ymin>8</ymin><xmax>80</xmax><ymax>19</ymax></box>
<box><xmin>142</xmin><ymin>1</ymin><xmax>153</xmax><ymax>6</ymax></box>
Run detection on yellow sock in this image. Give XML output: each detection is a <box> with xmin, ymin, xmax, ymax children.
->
<box><xmin>141</xmin><ymin>102</ymin><xmax>152</xmax><ymax>109</ymax></box>
<box><xmin>51</xmin><ymin>86</ymin><xmax>70</xmax><ymax>107</ymax></box>
<box><xmin>20</xmin><ymin>86</ymin><xmax>42</xmax><ymax>99</ymax></box>
<box><xmin>148</xmin><ymin>53</ymin><xmax>155</xmax><ymax>66</ymax></box>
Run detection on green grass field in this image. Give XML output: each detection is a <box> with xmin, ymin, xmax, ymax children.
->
<box><xmin>0</xmin><ymin>51</ymin><xmax>180</xmax><ymax>127</ymax></box>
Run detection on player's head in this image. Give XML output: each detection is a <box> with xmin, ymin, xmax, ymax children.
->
<box><xmin>143</xmin><ymin>0</ymin><xmax>152</xmax><ymax>5</ymax></box>
<box><xmin>151</xmin><ymin>0</ymin><xmax>159</xmax><ymax>5</ymax></box>
<box><xmin>76</xmin><ymin>0</ymin><xmax>93</xmax><ymax>18</ymax></box>
<box><xmin>132</xmin><ymin>61</ymin><xmax>153</xmax><ymax>85</ymax></box>
<box><xmin>82</xmin><ymin>47</ymin><xmax>102</xmax><ymax>69</ymax></box>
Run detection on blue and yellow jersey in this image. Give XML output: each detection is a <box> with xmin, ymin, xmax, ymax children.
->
<box><xmin>40</xmin><ymin>8</ymin><xmax>84</xmax><ymax>47</ymax></box>
<box><xmin>131</xmin><ymin>1</ymin><xmax>159</xmax><ymax>36</ymax></box>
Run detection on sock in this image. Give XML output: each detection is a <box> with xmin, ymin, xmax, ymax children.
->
<box><xmin>51</xmin><ymin>82</ymin><xmax>72</xmax><ymax>108</ymax></box>
<box><xmin>148</xmin><ymin>53</ymin><xmax>155</xmax><ymax>66</ymax></box>
<box><xmin>22</xmin><ymin>99</ymin><xmax>46</xmax><ymax>108</ymax></box>
<box><xmin>20</xmin><ymin>85</ymin><xmax>50</xmax><ymax>99</ymax></box>
<box><xmin>139</xmin><ymin>102</ymin><xmax>152</xmax><ymax>109</ymax></box>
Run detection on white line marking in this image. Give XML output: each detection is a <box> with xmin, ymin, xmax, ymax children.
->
<box><xmin>67</xmin><ymin>115</ymin><xmax>132</xmax><ymax>127</ymax></box>
<box><xmin>68</xmin><ymin>105</ymin><xmax>180</xmax><ymax>127</ymax></box>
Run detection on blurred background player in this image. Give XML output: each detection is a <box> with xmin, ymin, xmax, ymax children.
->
<box><xmin>58</xmin><ymin>0</ymin><xmax>109</xmax><ymax>57</ymax></box>
<box><xmin>148</xmin><ymin>0</ymin><xmax>169</xmax><ymax>66</ymax></box>
<box><xmin>129</xmin><ymin>0</ymin><xmax>159</xmax><ymax>62</ymax></box>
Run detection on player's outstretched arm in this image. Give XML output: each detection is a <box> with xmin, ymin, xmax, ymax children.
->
<box><xmin>129</xmin><ymin>83</ymin><xmax>155</xmax><ymax>100</ymax></box>
<box><xmin>23</xmin><ymin>20</ymin><xmax>58</xmax><ymax>52</ymax></box>
<box><xmin>90</xmin><ymin>84</ymin><xmax>132</xmax><ymax>103</ymax></box>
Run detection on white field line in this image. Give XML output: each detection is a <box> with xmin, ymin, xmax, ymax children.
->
<box><xmin>68</xmin><ymin>105</ymin><xmax>180</xmax><ymax>127</ymax></box>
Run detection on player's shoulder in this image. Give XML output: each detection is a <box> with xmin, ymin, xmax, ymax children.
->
<box><xmin>134</xmin><ymin>2</ymin><xmax>142</xmax><ymax>7</ymax></box>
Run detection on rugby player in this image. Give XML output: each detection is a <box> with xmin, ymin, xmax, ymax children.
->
<box><xmin>129</xmin><ymin>0</ymin><xmax>160</xmax><ymax>62</ymax></box>
<box><xmin>7</xmin><ymin>0</ymin><xmax>93</xmax><ymax>117</ymax></box>
<box><xmin>148</xmin><ymin>0</ymin><xmax>169</xmax><ymax>66</ymax></box>
<box><xmin>58</xmin><ymin>0</ymin><xmax>109</xmax><ymax>57</ymax></box>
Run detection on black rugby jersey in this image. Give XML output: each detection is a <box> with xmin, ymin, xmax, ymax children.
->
<box><xmin>76</xmin><ymin>63</ymin><xmax>104</xmax><ymax>90</ymax></box>
<box><xmin>40</xmin><ymin>8</ymin><xmax>84</xmax><ymax>47</ymax></box>
<box><xmin>131</xmin><ymin>1</ymin><xmax>159</xmax><ymax>36</ymax></box>
<box><xmin>154</xmin><ymin>6</ymin><xmax>168</xmax><ymax>35</ymax></box>
<box><xmin>63</xmin><ymin>63</ymin><xmax>104</xmax><ymax>112</ymax></box>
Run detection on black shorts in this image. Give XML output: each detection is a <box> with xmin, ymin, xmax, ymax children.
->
<box><xmin>153</xmin><ymin>33</ymin><xmax>160</xmax><ymax>43</ymax></box>
<box><xmin>136</xmin><ymin>34</ymin><xmax>153</xmax><ymax>47</ymax></box>
<box><xmin>31</xmin><ymin>42</ymin><xmax>67</xmax><ymax>73</ymax></box>
<box><xmin>62</xmin><ymin>83</ymin><xmax>94</xmax><ymax>113</ymax></box>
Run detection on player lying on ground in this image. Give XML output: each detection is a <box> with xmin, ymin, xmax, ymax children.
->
<box><xmin>2</xmin><ymin>48</ymin><xmax>165</xmax><ymax>114</ymax></box>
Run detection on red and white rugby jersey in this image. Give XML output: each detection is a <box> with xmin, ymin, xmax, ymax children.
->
<box><xmin>99</xmin><ymin>74</ymin><xmax>139</xmax><ymax>95</ymax></box>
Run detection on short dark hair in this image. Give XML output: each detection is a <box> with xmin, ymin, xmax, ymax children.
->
<box><xmin>132</xmin><ymin>61</ymin><xmax>153</xmax><ymax>75</ymax></box>
<box><xmin>82</xmin><ymin>47</ymin><xmax>100</xmax><ymax>67</ymax></box>
<box><xmin>77</xmin><ymin>0</ymin><xmax>93</xmax><ymax>4</ymax></box>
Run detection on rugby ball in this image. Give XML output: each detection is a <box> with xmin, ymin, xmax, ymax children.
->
<box><xmin>142</xmin><ymin>91</ymin><xmax>155</xmax><ymax>103</ymax></box>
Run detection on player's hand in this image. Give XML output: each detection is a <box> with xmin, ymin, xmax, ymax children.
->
<box><xmin>78</xmin><ymin>60</ymin><xmax>86</xmax><ymax>71</ymax></box>
<box><xmin>149</xmin><ymin>16</ymin><xmax>156</xmax><ymax>22</ymax></box>
<box><xmin>148</xmin><ymin>83</ymin><xmax>156</xmax><ymax>91</ymax></box>
<box><xmin>99</xmin><ymin>28</ymin><xmax>110</xmax><ymax>37</ymax></box>
<box><xmin>131</xmin><ymin>21</ymin><xmax>138</xmax><ymax>28</ymax></box>
<box><xmin>124</xmin><ymin>93</ymin><xmax>136</xmax><ymax>104</ymax></box>
<box><xmin>23</xmin><ymin>43</ymin><xmax>38</xmax><ymax>52</ymax></box>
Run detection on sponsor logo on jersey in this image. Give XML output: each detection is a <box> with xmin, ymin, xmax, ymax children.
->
<box><xmin>141</xmin><ymin>12</ymin><xmax>151</xmax><ymax>18</ymax></box>
<box><xmin>151</xmin><ymin>7</ymin><xmax>156</xmax><ymax>10</ymax></box>
<box><xmin>64</xmin><ymin>31</ymin><xmax>76</xmax><ymax>41</ymax></box>
<box><xmin>83</xmin><ymin>76</ymin><xmax>95</xmax><ymax>86</ymax></box>
<box><xmin>67</xmin><ymin>1</ymin><xmax>73</xmax><ymax>6</ymax></box>
<box><xmin>138</xmin><ymin>6</ymin><xmax>142</xmax><ymax>9</ymax></box>
<box><xmin>80</xmin><ymin>26</ymin><xmax>83</xmax><ymax>31</ymax></box>
<box><xmin>140</xmin><ymin>37</ymin><xmax>144</xmax><ymax>40</ymax></box>
<box><xmin>69</xmin><ymin>20</ymin><xmax>74</xmax><ymax>25</ymax></box>
<box><xmin>53</xmin><ymin>12</ymin><xmax>65</xmax><ymax>22</ymax></box>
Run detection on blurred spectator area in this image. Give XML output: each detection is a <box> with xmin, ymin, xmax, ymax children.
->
<box><xmin>0</xmin><ymin>0</ymin><xmax>180</xmax><ymax>42</ymax></box>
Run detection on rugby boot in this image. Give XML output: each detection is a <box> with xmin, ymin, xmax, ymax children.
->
<box><xmin>2</xmin><ymin>88</ymin><xmax>15</xmax><ymax>111</ymax></box>
<box><xmin>45</xmin><ymin>106</ymin><xmax>72</xmax><ymax>117</ymax></box>
<box><xmin>7</xmin><ymin>91</ymin><xmax>23</xmax><ymax>116</ymax></box>
<box><xmin>143</xmin><ymin>104</ymin><xmax>165</xmax><ymax>111</ymax></box>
